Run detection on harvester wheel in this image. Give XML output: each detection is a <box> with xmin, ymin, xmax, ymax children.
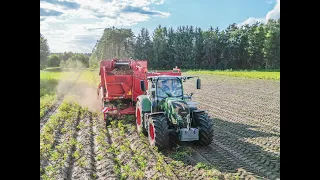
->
<box><xmin>194</xmin><ymin>112</ymin><xmax>213</xmax><ymax>146</ymax></box>
<box><xmin>148</xmin><ymin>114</ymin><xmax>170</xmax><ymax>150</ymax></box>
<box><xmin>136</xmin><ymin>101</ymin><xmax>147</xmax><ymax>135</ymax></box>
<box><xmin>104</xmin><ymin>114</ymin><xmax>110</xmax><ymax>127</ymax></box>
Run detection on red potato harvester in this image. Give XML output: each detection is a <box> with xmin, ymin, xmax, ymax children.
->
<box><xmin>97</xmin><ymin>58</ymin><xmax>181</xmax><ymax>125</ymax></box>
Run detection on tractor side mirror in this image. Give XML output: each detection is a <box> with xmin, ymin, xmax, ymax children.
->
<box><xmin>140</xmin><ymin>80</ymin><xmax>146</xmax><ymax>91</ymax></box>
<box><xmin>196</xmin><ymin>79</ymin><xmax>201</xmax><ymax>89</ymax></box>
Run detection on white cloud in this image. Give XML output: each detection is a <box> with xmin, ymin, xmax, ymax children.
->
<box><xmin>265</xmin><ymin>0</ymin><xmax>275</xmax><ymax>4</ymax></box>
<box><xmin>265</xmin><ymin>0</ymin><xmax>280</xmax><ymax>20</ymax></box>
<box><xmin>239</xmin><ymin>0</ymin><xmax>280</xmax><ymax>26</ymax></box>
<box><xmin>40</xmin><ymin>0</ymin><xmax>169</xmax><ymax>53</ymax></box>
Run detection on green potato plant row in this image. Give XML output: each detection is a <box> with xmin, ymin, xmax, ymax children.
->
<box><xmin>108</xmin><ymin>120</ymin><xmax>145</xmax><ymax>179</ymax></box>
<box><xmin>94</xmin><ymin>114</ymin><xmax>119</xmax><ymax>179</ymax></box>
<box><xmin>40</xmin><ymin>100</ymin><xmax>85</xmax><ymax>180</ymax></box>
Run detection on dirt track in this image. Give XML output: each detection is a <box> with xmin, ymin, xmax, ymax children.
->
<box><xmin>40</xmin><ymin>73</ymin><xmax>280</xmax><ymax>180</ymax></box>
<box><xmin>183</xmin><ymin>74</ymin><xmax>280</xmax><ymax>179</ymax></box>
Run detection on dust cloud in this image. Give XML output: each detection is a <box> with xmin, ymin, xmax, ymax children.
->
<box><xmin>56</xmin><ymin>61</ymin><xmax>101</xmax><ymax>112</ymax></box>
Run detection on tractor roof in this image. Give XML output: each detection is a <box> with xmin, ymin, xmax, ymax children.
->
<box><xmin>147</xmin><ymin>75</ymin><xmax>198</xmax><ymax>80</ymax></box>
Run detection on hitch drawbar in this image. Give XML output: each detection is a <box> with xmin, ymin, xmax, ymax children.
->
<box><xmin>179</xmin><ymin>128</ymin><xmax>199</xmax><ymax>141</ymax></box>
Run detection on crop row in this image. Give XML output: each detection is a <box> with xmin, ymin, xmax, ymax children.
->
<box><xmin>182</xmin><ymin>74</ymin><xmax>280</xmax><ymax>179</ymax></box>
<box><xmin>40</xmin><ymin>100</ymin><xmax>85</xmax><ymax>180</ymax></box>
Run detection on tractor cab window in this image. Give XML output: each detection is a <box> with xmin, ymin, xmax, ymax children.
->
<box><xmin>156</xmin><ymin>78</ymin><xmax>183</xmax><ymax>99</ymax></box>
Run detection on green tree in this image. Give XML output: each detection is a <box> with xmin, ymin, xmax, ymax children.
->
<box><xmin>40</xmin><ymin>33</ymin><xmax>50</xmax><ymax>69</ymax></box>
<box><xmin>90</xmin><ymin>20</ymin><xmax>280</xmax><ymax>70</ymax></box>
<box><xmin>152</xmin><ymin>25</ymin><xmax>170</xmax><ymax>68</ymax></box>
<box><xmin>264</xmin><ymin>19</ymin><xmax>280</xmax><ymax>69</ymax></box>
<box><xmin>62</xmin><ymin>53</ymin><xmax>89</xmax><ymax>68</ymax></box>
<box><xmin>134</xmin><ymin>28</ymin><xmax>153</xmax><ymax>60</ymax></box>
<box><xmin>247</xmin><ymin>22</ymin><xmax>266</xmax><ymax>69</ymax></box>
<box><xmin>90</xmin><ymin>27</ymin><xmax>134</xmax><ymax>68</ymax></box>
<box><xmin>194</xmin><ymin>27</ymin><xmax>205</xmax><ymax>69</ymax></box>
<box><xmin>47</xmin><ymin>54</ymin><xmax>61</xmax><ymax>67</ymax></box>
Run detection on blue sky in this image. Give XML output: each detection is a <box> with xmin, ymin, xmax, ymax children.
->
<box><xmin>40</xmin><ymin>0</ymin><xmax>280</xmax><ymax>53</ymax></box>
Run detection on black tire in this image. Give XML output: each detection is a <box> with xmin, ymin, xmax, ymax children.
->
<box><xmin>194</xmin><ymin>112</ymin><xmax>214</xmax><ymax>146</ymax></box>
<box><xmin>105</xmin><ymin>120</ymin><xmax>110</xmax><ymax>127</ymax></box>
<box><xmin>148</xmin><ymin>114</ymin><xmax>170</xmax><ymax>150</ymax></box>
<box><xmin>105</xmin><ymin>115</ymin><xmax>110</xmax><ymax>127</ymax></box>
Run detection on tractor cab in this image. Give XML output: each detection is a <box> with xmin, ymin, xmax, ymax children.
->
<box><xmin>144</xmin><ymin>75</ymin><xmax>201</xmax><ymax>112</ymax></box>
<box><xmin>156</xmin><ymin>77</ymin><xmax>183</xmax><ymax>101</ymax></box>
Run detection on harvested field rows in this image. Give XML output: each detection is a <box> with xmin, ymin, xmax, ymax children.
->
<box><xmin>183</xmin><ymin>73</ymin><xmax>280</xmax><ymax>179</ymax></box>
<box><xmin>40</xmin><ymin>70</ymin><xmax>280</xmax><ymax>180</ymax></box>
<box><xmin>40</xmin><ymin>100</ymin><xmax>228</xmax><ymax>180</ymax></box>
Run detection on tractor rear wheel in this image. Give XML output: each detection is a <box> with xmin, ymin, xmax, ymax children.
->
<box><xmin>194</xmin><ymin>112</ymin><xmax>213</xmax><ymax>146</ymax></box>
<box><xmin>148</xmin><ymin>114</ymin><xmax>170</xmax><ymax>150</ymax></box>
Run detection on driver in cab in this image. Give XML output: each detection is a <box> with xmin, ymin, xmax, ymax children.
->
<box><xmin>159</xmin><ymin>79</ymin><xmax>171</xmax><ymax>96</ymax></box>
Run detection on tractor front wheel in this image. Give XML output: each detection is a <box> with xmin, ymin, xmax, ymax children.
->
<box><xmin>148</xmin><ymin>114</ymin><xmax>170</xmax><ymax>150</ymax></box>
<box><xmin>136</xmin><ymin>101</ymin><xmax>147</xmax><ymax>135</ymax></box>
<box><xmin>194</xmin><ymin>112</ymin><xmax>214</xmax><ymax>146</ymax></box>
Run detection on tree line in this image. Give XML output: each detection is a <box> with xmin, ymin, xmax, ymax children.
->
<box><xmin>40</xmin><ymin>36</ymin><xmax>91</xmax><ymax>69</ymax></box>
<box><xmin>91</xmin><ymin>19</ymin><xmax>280</xmax><ymax>70</ymax></box>
<box><xmin>41</xmin><ymin>18</ymin><xmax>280</xmax><ymax>70</ymax></box>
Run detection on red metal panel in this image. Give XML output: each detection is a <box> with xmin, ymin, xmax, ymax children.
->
<box><xmin>98</xmin><ymin>59</ymin><xmax>182</xmax><ymax>118</ymax></box>
<box><xmin>104</xmin><ymin>75</ymin><xmax>133</xmax><ymax>99</ymax></box>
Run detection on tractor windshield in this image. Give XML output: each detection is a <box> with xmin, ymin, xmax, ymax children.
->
<box><xmin>156</xmin><ymin>78</ymin><xmax>183</xmax><ymax>99</ymax></box>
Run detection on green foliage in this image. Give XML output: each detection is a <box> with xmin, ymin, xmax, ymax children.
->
<box><xmin>40</xmin><ymin>33</ymin><xmax>50</xmax><ymax>69</ymax></box>
<box><xmin>91</xmin><ymin>19</ymin><xmax>280</xmax><ymax>70</ymax></box>
<box><xmin>61</xmin><ymin>53</ymin><xmax>89</xmax><ymax>68</ymax></box>
<box><xmin>47</xmin><ymin>54</ymin><xmax>61</xmax><ymax>67</ymax></box>
<box><xmin>90</xmin><ymin>27</ymin><xmax>134</xmax><ymax>67</ymax></box>
<box><xmin>133</xmin><ymin>28</ymin><xmax>153</xmax><ymax>61</ymax></box>
<box><xmin>44</xmin><ymin>20</ymin><xmax>279</xmax><ymax>71</ymax></box>
<box><xmin>185</xmin><ymin>69</ymin><xmax>280</xmax><ymax>80</ymax></box>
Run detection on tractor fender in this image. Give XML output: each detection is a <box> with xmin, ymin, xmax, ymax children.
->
<box><xmin>192</xmin><ymin>109</ymin><xmax>205</xmax><ymax>113</ymax></box>
<box><xmin>192</xmin><ymin>110</ymin><xmax>207</xmax><ymax>118</ymax></box>
<box><xmin>145</xmin><ymin>112</ymin><xmax>165</xmax><ymax>123</ymax></box>
<box><xmin>137</xmin><ymin>95</ymin><xmax>151</xmax><ymax>112</ymax></box>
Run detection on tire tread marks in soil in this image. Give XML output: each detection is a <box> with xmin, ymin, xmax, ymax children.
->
<box><xmin>64</xmin><ymin>110</ymin><xmax>81</xmax><ymax>180</ymax></box>
<box><xmin>94</xmin><ymin>116</ymin><xmax>118</xmax><ymax>179</ymax></box>
<box><xmin>69</xmin><ymin>112</ymin><xmax>97</xmax><ymax>179</ymax></box>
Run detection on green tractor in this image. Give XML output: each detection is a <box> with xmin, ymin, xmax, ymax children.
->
<box><xmin>135</xmin><ymin>75</ymin><xmax>214</xmax><ymax>149</ymax></box>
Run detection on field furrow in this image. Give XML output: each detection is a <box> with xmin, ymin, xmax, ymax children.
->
<box><xmin>69</xmin><ymin>111</ymin><xmax>96</xmax><ymax>179</ymax></box>
<box><xmin>40</xmin><ymin>102</ymin><xmax>82</xmax><ymax>180</ymax></box>
<box><xmin>40</xmin><ymin>70</ymin><xmax>280</xmax><ymax>180</ymax></box>
<box><xmin>40</xmin><ymin>98</ymin><xmax>64</xmax><ymax>130</ymax></box>
<box><xmin>94</xmin><ymin>116</ymin><xmax>119</xmax><ymax>179</ymax></box>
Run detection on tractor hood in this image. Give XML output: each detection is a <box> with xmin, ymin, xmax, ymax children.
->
<box><xmin>166</xmin><ymin>98</ymin><xmax>190</xmax><ymax>127</ymax></box>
